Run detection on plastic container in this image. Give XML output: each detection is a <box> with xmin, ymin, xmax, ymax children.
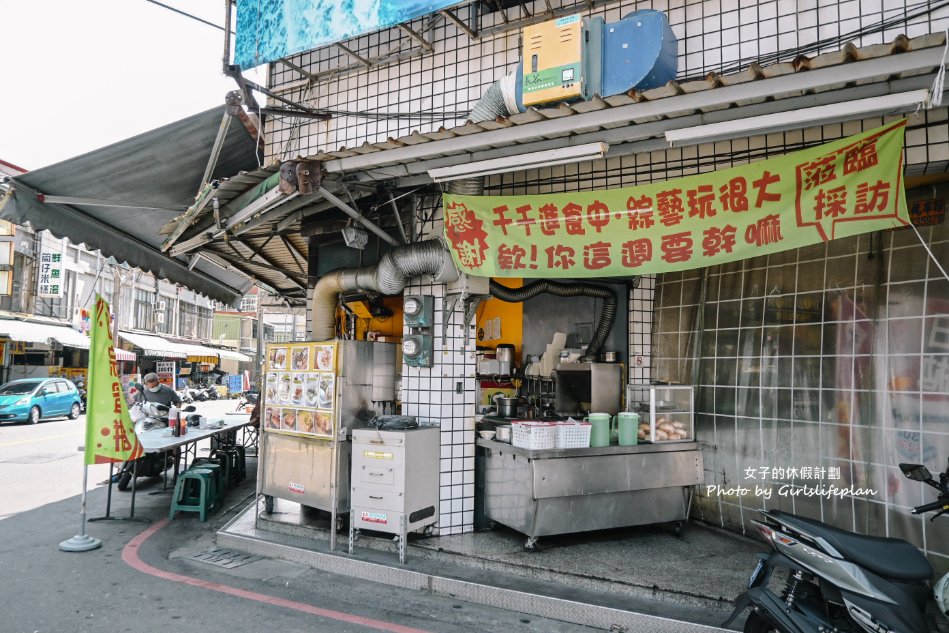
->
<box><xmin>555</xmin><ymin>421</ymin><xmax>592</xmax><ymax>448</ymax></box>
<box><xmin>585</xmin><ymin>412</ymin><xmax>611</xmax><ymax>447</ymax></box>
<box><xmin>512</xmin><ymin>421</ymin><xmax>557</xmax><ymax>450</ymax></box>
<box><xmin>615</xmin><ymin>412</ymin><xmax>639</xmax><ymax>446</ymax></box>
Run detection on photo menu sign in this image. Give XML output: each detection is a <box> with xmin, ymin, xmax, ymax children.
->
<box><xmin>263</xmin><ymin>341</ymin><xmax>337</xmax><ymax>439</ymax></box>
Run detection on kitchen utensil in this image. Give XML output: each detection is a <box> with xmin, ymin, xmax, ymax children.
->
<box><xmin>615</xmin><ymin>412</ymin><xmax>639</xmax><ymax>446</ymax></box>
<box><xmin>498</xmin><ymin>397</ymin><xmax>518</xmax><ymax>418</ymax></box>
<box><xmin>585</xmin><ymin>412</ymin><xmax>611</xmax><ymax>447</ymax></box>
<box><xmin>478</xmin><ymin>430</ymin><xmax>496</xmax><ymax>440</ymax></box>
<box><xmin>495</xmin><ymin>424</ymin><xmax>512</xmax><ymax>443</ymax></box>
<box><xmin>496</xmin><ymin>344</ymin><xmax>515</xmax><ymax>375</ymax></box>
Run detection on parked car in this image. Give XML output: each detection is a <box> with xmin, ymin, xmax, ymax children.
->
<box><xmin>0</xmin><ymin>378</ymin><xmax>83</xmax><ymax>424</ymax></box>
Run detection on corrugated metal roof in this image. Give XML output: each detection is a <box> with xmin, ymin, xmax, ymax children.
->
<box><xmin>299</xmin><ymin>33</ymin><xmax>946</xmax><ymax>173</ymax></box>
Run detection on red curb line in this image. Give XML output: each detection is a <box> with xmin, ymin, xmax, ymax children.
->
<box><xmin>122</xmin><ymin>519</ymin><xmax>434</xmax><ymax>633</ymax></box>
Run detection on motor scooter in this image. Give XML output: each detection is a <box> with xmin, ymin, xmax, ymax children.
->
<box><xmin>116</xmin><ymin>401</ymin><xmax>196</xmax><ymax>491</ymax></box>
<box><xmin>725</xmin><ymin>459</ymin><xmax>949</xmax><ymax>633</ymax></box>
<box><xmin>235</xmin><ymin>390</ymin><xmax>258</xmax><ymax>412</ymax></box>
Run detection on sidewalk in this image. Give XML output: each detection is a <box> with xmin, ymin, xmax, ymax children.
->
<box><xmin>218</xmin><ymin>496</ymin><xmax>761</xmax><ymax>631</ymax></box>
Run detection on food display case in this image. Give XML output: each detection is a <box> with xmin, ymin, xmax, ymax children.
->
<box><xmin>626</xmin><ymin>384</ymin><xmax>694</xmax><ymax>443</ymax></box>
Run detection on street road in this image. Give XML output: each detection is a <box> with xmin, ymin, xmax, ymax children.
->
<box><xmin>0</xmin><ymin>397</ymin><xmax>600</xmax><ymax>633</ymax></box>
<box><xmin>0</xmin><ymin>398</ymin><xmax>238</xmax><ymax>520</ymax></box>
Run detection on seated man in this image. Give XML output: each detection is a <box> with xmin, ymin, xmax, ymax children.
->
<box><xmin>136</xmin><ymin>372</ymin><xmax>182</xmax><ymax>408</ymax></box>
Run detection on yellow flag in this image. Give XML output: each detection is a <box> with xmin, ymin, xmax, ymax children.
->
<box><xmin>84</xmin><ymin>295</ymin><xmax>143</xmax><ymax>465</ymax></box>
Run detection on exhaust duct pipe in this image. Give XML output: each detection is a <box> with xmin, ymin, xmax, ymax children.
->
<box><xmin>309</xmin><ymin>240</ymin><xmax>458</xmax><ymax>340</ymax></box>
<box><xmin>488</xmin><ymin>279</ymin><xmax>616</xmax><ymax>359</ymax></box>
<box><xmin>446</xmin><ymin>67</ymin><xmax>521</xmax><ymax>197</ymax></box>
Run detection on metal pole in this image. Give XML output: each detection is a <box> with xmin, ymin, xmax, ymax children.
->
<box><xmin>59</xmin><ymin>463</ymin><xmax>102</xmax><ymax>551</ymax></box>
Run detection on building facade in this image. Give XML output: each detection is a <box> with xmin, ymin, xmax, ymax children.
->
<box><xmin>253</xmin><ymin>0</ymin><xmax>949</xmax><ymax>572</ymax></box>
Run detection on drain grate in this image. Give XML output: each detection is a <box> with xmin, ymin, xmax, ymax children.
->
<box><xmin>189</xmin><ymin>547</ymin><xmax>261</xmax><ymax>569</ymax></box>
<box><xmin>2</xmin><ymin>452</ymin><xmax>75</xmax><ymax>464</ymax></box>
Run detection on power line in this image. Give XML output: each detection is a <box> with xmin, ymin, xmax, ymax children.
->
<box><xmin>144</xmin><ymin>0</ymin><xmax>233</xmax><ymax>34</ymax></box>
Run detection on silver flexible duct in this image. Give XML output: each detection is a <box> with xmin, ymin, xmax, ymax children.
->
<box><xmin>446</xmin><ymin>70</ymin><xmax>519</xmax><ymax>197</ymax></box>
<box><xmin>309</xmin><ymin>240</ymin><xmax>458</xmax><ymax>340</ymax></box>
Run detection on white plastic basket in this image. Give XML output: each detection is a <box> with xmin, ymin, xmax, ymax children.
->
<box><xmin>512</xmin><ymin>421</ymin><xmax>557</xmax><ymax>450</ymax></box>
<box><xmin>555</xmin><ymin>422</ymin><xmax>592</xmax><ymax>449</ymax></box>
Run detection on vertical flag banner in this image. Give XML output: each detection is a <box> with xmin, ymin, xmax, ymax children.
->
<box><xmin>85</xmin><ymin>295</ymin><xmax>143</xmax><ymax>465</ymax></box>
<box><xmin>444</xmin><ymin>120</ymin><xmax>909</xmax><ymax>278</ymax></box>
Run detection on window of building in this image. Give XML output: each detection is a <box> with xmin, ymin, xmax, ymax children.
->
<box><xmin>240</xmin><ymin>294</ymin><xmax>258</xmax><ymax>313</ymax></box>
<box><xmin>133</xmin><ymin>288</ymin><xmax>154</xmax><ymax>330</ymax></box>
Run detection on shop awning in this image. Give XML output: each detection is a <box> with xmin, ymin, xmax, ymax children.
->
<box><xmin>216</xmin><ymin>349</ymin><xmax>251</xmax><ymax>362</ymax></box>
<box><xmin>0</xmin><ymin>319</ymin><xmax>90</xmax><ymax>349</ymax></box>
<box><xmin>0</xmin><ymin>106</ymin><xmax>260</xmax><ymax>306</ymax></box>
<box><xmin>118</xmin><ymin>331</ymin><xmax>187</xmax><ymax>359</ymax></box>
<box><xmin>114</xmin><ymin>348</ymin><xmax>137</xmax><ymax>362</ymax></box>
<box><xmin>167</xmin><ymin>339</ymin><xmax>252</xmax><ymax>363</ymax></box>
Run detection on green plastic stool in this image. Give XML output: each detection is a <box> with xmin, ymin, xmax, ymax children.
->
<box><xmin>169</xmin><ymin>468</ymin><xmax>214</xmax><ymax>522</ymax></box>
<box><xmin>190</xmin><ymin>461</ymin><xmax>225</xmax><ymax>510</ymax></box>
<box><xmin>211</xmin><ymin>448</ymin><xmax>241</xmax><ymax>486</ymax></box>
<box><xmin>203</xmin><ymin>452</ymin><xmax>232</xmax><ymax>490</ymax></box>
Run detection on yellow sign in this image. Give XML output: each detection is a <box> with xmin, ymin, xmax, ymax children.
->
<box><xmin>363</xmin><ymin>451</ymin><xmax>394</xmax><ymax>460</ymax></box>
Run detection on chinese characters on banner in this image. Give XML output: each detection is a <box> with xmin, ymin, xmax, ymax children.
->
<box><xmin>85</xmin><ymin>295</ymin><xmax>143</xmax><ymax>465</ymax></box>
<box><xmin>37</xmin><ymin>248</ymin><xmax>64</xmax><ymax>297</ymax></box>
<box><xmin>443</xmin><ymin>120</ymin><xmax>910</xmax><ymax>278</ymax></box>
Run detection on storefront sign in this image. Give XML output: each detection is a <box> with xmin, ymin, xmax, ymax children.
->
<box><xmin>37</xmin><ymin>248</ymin><xmax>64</xmax><ymax>297</ymax></box>
<box><xmin>444</xmin><ymin>121</ymin><xmax>910</xmax><ymax>278</ymax></box>
<box><xmin>155</xmin><ymin>361</ymin><xmax>175</xmax><ymax>389</ymax></box>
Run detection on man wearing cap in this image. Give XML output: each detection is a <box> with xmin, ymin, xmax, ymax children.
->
<box><xmin>136</xmin><ymin>372</ymin><xmax>182</xmax><ymax>408</ymax></box>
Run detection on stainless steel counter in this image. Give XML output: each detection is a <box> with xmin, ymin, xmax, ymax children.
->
<box><xmin>477</xmin><ymin>438</ymin><xmax>704</xmax><ymax>548</ymax></box>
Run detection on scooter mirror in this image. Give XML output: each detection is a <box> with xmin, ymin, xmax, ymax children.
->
<box><xmin>899</xmin><ymin>463</ymin><xmax>932</xmax><ymax>482</ymax></box>
<box><xmin>183</xmin><ymin>405</ymin><xmax>197</xmax><ymax>413</ymax></box>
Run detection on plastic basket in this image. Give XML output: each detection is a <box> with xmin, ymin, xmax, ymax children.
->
<box><xmin>512</xmin><ymin>421</ymin><xmax>557</xmax><ymax>450</ymax></box>
<box><xmin>555</xmin><ymin>422</ymin><xmax>592</xmax><ymax>449</ymax></box>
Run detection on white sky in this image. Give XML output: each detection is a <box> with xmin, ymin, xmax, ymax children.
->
<box><xmin>0</xmin><ymin>0</ymin><xmax>265</xmax><ymax>171</ymax></box>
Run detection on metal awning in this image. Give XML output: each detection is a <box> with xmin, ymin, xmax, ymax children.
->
<box><xmin>0</xmin><ymin>319</ymin><xmax>90</xmax><ymax>349</ymax></box>
<box><xmin>0</xmin><ymin>106</ymin><xmax>261</xmax><ymax>305</ymax></box>
<box><xmin>118</xmin><ymin>331</ymin><xmax>187</xmax><ymax>359</ymax></box>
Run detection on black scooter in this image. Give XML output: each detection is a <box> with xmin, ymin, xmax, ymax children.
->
<box><xmin>725</xmin><ymin>459</ymin><xmax>949</xmax><ymax>633</ymax></box>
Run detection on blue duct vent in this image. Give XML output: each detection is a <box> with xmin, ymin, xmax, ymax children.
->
<box><xmin>600</xmin><ymin>10</ymin><xmax>678</xmax><ymax>96</ymax></box>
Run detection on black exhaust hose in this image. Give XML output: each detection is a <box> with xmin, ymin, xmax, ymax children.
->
<box><xmin>488</xmin><ymin>279</ymin><xmax>617</xmax><ymax>358</ymax></box>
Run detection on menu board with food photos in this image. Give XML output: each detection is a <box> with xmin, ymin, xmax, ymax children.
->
<box><xmin>264</xmin><ymin>341</ymin><xmax>337</xmax><ymax>439</ymax></box>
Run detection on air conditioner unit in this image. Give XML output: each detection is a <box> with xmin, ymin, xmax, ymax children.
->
<box><xmin>157</xmin><ymin>300</ymin><xmax>167</xmax><ymax>311</ymax></box>
<box><xmin>155</xmin><ymin>312</ymin><xmax>165</xmax><ymax>324</ymax></box>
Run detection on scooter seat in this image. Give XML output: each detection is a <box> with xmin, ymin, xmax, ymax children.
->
<box><xmin>768</xmin><ymin>511</ymin><xmax>932</xmax><ymax>582</ymax></box>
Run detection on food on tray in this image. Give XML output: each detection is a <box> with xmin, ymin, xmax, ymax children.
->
<box><xmin>270</xmin><ymin>347</ymin><xmax>287</xmax><ymax>369</ymax></box>
<box><xmin>315</xmin><ymin>346</ymin><xmax>334</xmax><ymax>371</ymax></box>
<box><xmin>292</xmin><ymin>347</ymin><xmax>309</xmax><ymax>370</ymax></box>
<box><xmin>266</xmin><ymin>408</ymin><xmax>280</xmax><ymax>429</ymax></box>
<box><xmin>281</xmin><ymin>409</ymin><xmax>297</xmax><ymax>430</ymax></box>
<box><xmin>637</xmin><ymin>417</ymin><xmax>689</xmax><ymax>441</ymax></box>
<box><xmin>297</xmin><ymin>410</ymin><xmax>314</xmax><ymax>433</ymax></box>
